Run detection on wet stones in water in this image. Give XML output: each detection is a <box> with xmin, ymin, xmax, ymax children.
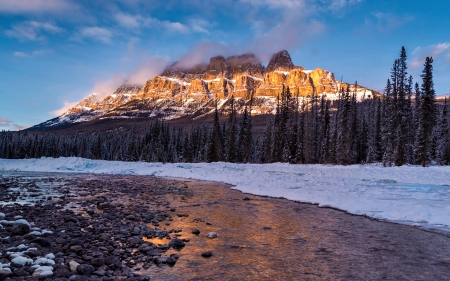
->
<box><xmin>168</xmin><ymin>238</ymin><xmax>185</xmax><ymax>249</ymax></box>
<box><xmin>206</xmin><ymin>232</ymin><xmax>218</xmax><ymax>239</ymax></box>
<box><xmin>192</xmin><ymin>229</ymin><xmax>200</xmax><ymax>235</ymax></box>
<box><xmin>166</xmin><ymin>256</ymin><xmax>177</xmax><ymax>266</ymax></box>
<box><xmin>201</xmin><ymin>251</ymin><xmax>213</xmax><ymax>258</ymax></box>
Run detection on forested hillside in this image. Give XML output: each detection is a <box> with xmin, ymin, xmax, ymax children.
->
<box><xmin>1</xmin><ymin>48</ymin><xmax>448</xmax><ymax>167</ymax></box>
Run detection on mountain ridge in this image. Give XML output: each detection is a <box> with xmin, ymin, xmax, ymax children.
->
<box><xmin>31</xmin><ymin>50</ymin><xmax>377</xmax><ymax>130</ymax></box>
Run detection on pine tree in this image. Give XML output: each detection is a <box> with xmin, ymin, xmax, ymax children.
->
<box><xmin>226</xmin><ymin>95</ymin><xmax>237</xmax><ymax>163</ymax></box>
<box><xmin>336</xmin><ymin>86</ymin><xmax>351</xmax><ymax>165</ymax></box>
<box><xmin>207</xmin><ymin>103</ymin><xmax>224</xmax><ymax>163</ymax></box>
<box><xmin>416</xmin><ymin>57</ymin><xmax>437</xmax><ymax>166</ymax></box>
<box><xmin>436</xmin><ymin>98</ymin><xmax>450</xmax><ymax>164</ymax></box>
<box><xmin>237</xmin><ymin>107</ymin><xmax>253</xmax><ymax>163</ymax></box>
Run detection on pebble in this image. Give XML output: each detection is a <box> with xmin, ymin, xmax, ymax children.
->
<box><xmin>69</xmin><ymin>261</ymin><xmax>80</xmax><ymax>272</ymax></box>
<box><xmin>201</xmin><ymin>251</ymin><xmax>213</xmax><ymax>258</ymax></box>
<box><xmin>0</xmin><ymin>174</ymin><xmax>195</xmax><ymax>280</ymax></box>
<box><xmin>206</xmin><ymin>232</ymin><xmax>218</xmax><ymax>239</ymax></box>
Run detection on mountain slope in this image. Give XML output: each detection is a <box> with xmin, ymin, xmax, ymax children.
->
<box><xmin>32</xmin><ymin>50</ymin><xmax>377</xmax><ymax>130</ymax></box>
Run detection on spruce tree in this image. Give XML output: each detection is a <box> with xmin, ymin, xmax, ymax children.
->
<box><xmin>415</xmin><ymin>57</ymin><xmax>437</xmax><ymax>166</ymax></box>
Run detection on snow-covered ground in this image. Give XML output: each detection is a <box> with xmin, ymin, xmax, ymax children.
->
<box><xmin>1</xmin><ymin>157</ymin><xmax>450</xmax><ymax>232</ymax></box>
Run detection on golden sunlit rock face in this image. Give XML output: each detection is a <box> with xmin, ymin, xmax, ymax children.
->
<box><xmin>58</xmin><ymin>50</ymin><xmax>377</xmax><ymax>124</ymax></box>
<box><xmin>137</xmin><ymin>50</ymin><xmax>372</xmax><ymax>101</ymax></box>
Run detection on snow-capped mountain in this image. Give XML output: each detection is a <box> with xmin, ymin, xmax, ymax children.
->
<box><xmin>32</xmin><ymin>50</ymin><xmax>377</xmax><ymax>129</ymax></box>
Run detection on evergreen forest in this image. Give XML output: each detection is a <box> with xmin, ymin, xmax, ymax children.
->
<box><xmin>1</xmin><ymin>47</ymin><xmax>449</xmax><ymax>167</ymax></box>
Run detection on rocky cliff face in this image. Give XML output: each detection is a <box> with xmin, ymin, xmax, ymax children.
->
<box><xmin>35</xmin><ymin>50</ymin><xmax>377</xmax><ymax>128</ymax></box>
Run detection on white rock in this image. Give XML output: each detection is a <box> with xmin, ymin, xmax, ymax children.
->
<box><xmin>69</xmin><ymin>260</ymin><xmax>80</xmax><ymax>272</ymax></box>
<box><xmin>14</xmin><ymin>219</ymin><xmax>30</xmax><ymax>226</ymax></box>
<box><xmin>0</xmin><ymin>220</ymin><xmax>12</xmax><ymax>225</ymax></box>
<box><xmin>29</xmin><ymin>231</ymin><xmax>42</xmax><ymax>236</ymax></box>
<box><xmin>206</xmin><ymin>232</ymin><xmax>218</xmax><ymax>239</ymax></box>
<box><xmin>32</xmin><ymin>266</ymin><xmax>53</xmax><ymax>278</ymax></box>
<box><xmin>14</xmin><ymin>215</ymin><xmax>22</xmax><ymax>219</ymax></box>
<box><xmin>45</xmin><ymin>253</ymin><xmax>55</xmax><ymax>259</ymax></box>
<box><xmin>0</xmin><ymin>268</ymin><xmax>12</xmax><ymax>276</ymax></box>
<box><xmin>17</xmin><ymin>244</ymin><xmax>27</xmax><ymax>250</ymax></box>
<box><xmin>33</xmin><ymin>258</ymin><xmax>55</xmax><ymax>265</ymax></box>
<box><xmin>11</xmin><ymin>256</ymin><xmax>33</xmax><ymax>266</ymax></box>
<box><xmin>0</xmin><ymin>213</ymin><xmax>4</xmax><ymax>218</ymax></box>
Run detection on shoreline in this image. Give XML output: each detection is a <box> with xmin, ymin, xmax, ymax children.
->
<box><xmin>2</xmin><ymin>172</ymin><xmax>450</xmax><ymax>280</ymax></box>
<box><xmin>2</xmin><ymin>157</ymin><xmax>450</xmax><ymax>233</ymax></box>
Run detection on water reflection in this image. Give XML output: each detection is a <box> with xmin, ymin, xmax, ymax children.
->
<box><xmin>140</xmin><ymin>180</ymin><xmax>358</xmax><ymax>280</ymax></box>
<box><xmin>4</xmin><ymin>173</ymin><xmax>450</xmax><ymax>280</ymax></box>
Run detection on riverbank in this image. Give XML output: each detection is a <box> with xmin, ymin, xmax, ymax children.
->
<box><xmin>2</xmin><ymin>158</ymin><xmax>450</xmax><ymax>232</ymax></box>
<box><xmin>1</xmin><ymin>172</ymin><xmax>450</xmax><ymax>280</ymax></box>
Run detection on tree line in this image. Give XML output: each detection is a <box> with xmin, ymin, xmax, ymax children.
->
<box><xmin>1</xmin><ymin>47</ymin><xmax>448</xmax><ymax>167</ymax></box>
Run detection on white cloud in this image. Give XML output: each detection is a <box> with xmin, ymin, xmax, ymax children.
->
<box><xmin>163</xmin><ymin>21</ymin><xmax>190</xmax><ymax>33</ymax></box>
<box><xmin>411</xmin><ymin>43</ymin><xmax>450</xmax><ymax>69</ymax></box>
<box><xmin>0</xmin><ymin>0</ymin><xmax>75</xmax><ymax>14</ymax></box>
<box><xmin>5</xmin><ymin>21</ymin><xmax>62</xmax><ymax>41</ymax></box>
<box><xmin>114</xmin><ymin>13</ymin><xmax>142</xmax><ymax>29</ymax></box>
<box><xmin>90</xmin><ymin>74</ymin><xmax>126</xmax><ymax>101</ymax></box>
<box><xmin>49</xmin><ymin>101</ymin><xmax>79</xmax><ymax>116</ymax></box>
<box><xmin>241</xmin><ymin>0</ymin><xmax>305</xmax><ymax>9</ymax></box>
<box><xmin>80</xmin><ymin>56</ymin><xmax>168</xmax><ymax>102</ymax></box>
<box><xmin>326</xmin><ymin>0</ymin><xmax>362</xmax><ymax>11</ymax></box>
<box><xmin>175</xmin><ymin>41</ymin><xmax>228</xmax><ymax>69</ymax></box>
<box><xmin>14</xmin><ymin>50</ymin><xmax>51</xmax><ymax>58</ymax></box>
<box><xmin>78</xmin><ymin>27</ymin><xmax>113</xmax><ymax>44</ymax></box>
<box><xmin>126</xmin><ymin>56</ymin><xmax>169</xmax><ymax>85</ymax></box>
<box><xmin>188</xmin><ymin>18</ymin><xmax>214</xmax><ymax>34</ymax></box>
<box><xmin>371</xmin><ymin>12</ymin><xmax>414</xmax><ymax>32</ymax></box>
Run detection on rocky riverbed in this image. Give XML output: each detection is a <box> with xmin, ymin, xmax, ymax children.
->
<box><xmin>1</xmin><ymin>172</ymin><xmax>450</xmax><ymax>280</ymax></box>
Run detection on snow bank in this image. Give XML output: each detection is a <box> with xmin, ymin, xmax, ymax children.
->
<box><xmin>1</xmin><ymin>157</ymin><xmax>450</xmax><ymax>231</ymax></box>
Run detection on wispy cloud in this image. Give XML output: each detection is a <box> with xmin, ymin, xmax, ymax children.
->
<box><xmin>411</xmin><ymin>43</ymin><xmax>450</xmax><ymax>69</ymax></box>
<box><xmin>5</xmin><ymin>21</ymin><xmax>63</xmax><ymax>41</ymax></box>
<box><xmin>240</xmin><ymin>0</ymin><xmax>305</xmax><ymax>9</ymax></box>
<box><xmin>0</xmin><ymin>117</ymin><xmax>29</xmax><ymax>131</ymax></box>
<box><xmin>89</xmin><ymin>56</ymin><xmax>169</xmax><ymax>101</ymax></box>
<box><xmin>0</xmin><ymin>0</ymin><xmax>76</xmax><ymax>14</ymax></box>
<box><xmin>74</xmin><ymin>26</ymin><xmax>113</xmax><ymax>44</ymax></box>
<box><xmin>325</xmin><ymin>0</ymin><xmax>362</xmax><ymax>11</ymax></box>
<box><xmin>49</xmin><ymin>56</ymin><xmax>169</xmax><ymax>114</ymax></box>
<box><xmin>113</xmin><ymin>11</ymin><xmax>214</xmax><ymax>35</ymax></box>
<box><xmin>14</xmin><ymin>50</ymin><xmax>52</xmax><ymax>58</ymax></box>
<box><xmin>188</xmin><ymin>18</ymin><xmax>214</xmax><ymax>34</ymax></box>
<box><xmin>49</xmin><ymin>101</ymin><xmax>79</xmax><ymax>116</ymax></box>
<box><xmin>114</xmin><ymin>13</ymin><xmax>142</xmax><ymax>29</ymax></box>
<box><xmin>372</xmin><ymin>12</ymin><xmax>414</xmax><ymax>32</ymax></box>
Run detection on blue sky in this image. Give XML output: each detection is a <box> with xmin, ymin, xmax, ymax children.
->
<box><xmin>1</xmin><ymin>0</ymin><xmax>449</xmax><ymax>130</ymax></box>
